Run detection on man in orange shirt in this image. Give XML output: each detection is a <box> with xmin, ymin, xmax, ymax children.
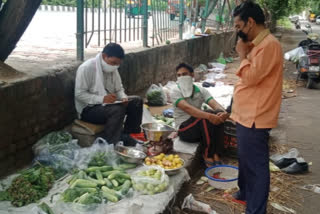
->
<box><xmin>231</xmin><ymin>1</ymin><xmax>283</xmax><ymax>214</ymax></box>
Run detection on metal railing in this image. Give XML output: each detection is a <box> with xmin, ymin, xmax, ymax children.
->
<box><xmin>77</xmin><ymin>0</ymin><xmax>186</xmax><ymax>60</ymax></box>
<box><xmin>76</xmin><ymin>0</ymin><xmax>236</xmax><ymax>61</ymax></box>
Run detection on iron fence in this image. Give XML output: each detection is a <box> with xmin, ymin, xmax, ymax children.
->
<box><xmin>76</xmin><ymin>0</ymin><xmax>236</xmax><ymax>60</ymax></box>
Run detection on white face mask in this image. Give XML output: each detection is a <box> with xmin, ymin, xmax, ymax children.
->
<box><xmin>177</xmin><ymin>76</ymin><xmax>194</xmax><ymax>97</ymax></box>
<box><xmin>101</xmin><ymin>58</ymin><xmax>119</xmax><ymax>73</ymax></box>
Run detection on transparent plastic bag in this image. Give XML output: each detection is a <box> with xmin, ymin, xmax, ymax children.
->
<box><xmin>284</xmin><ymin>47</ymin><xmax>305</xmax><ymax>62</ymax></box>
<box><xmin>53</xmin><ymin>201</ymin><xmax>106</xmax><ymax>214</ymax></box>
<box><xmin>73</xmin><ymin>137</ymin><xmax>118</xmax><ymax>169</ymax></box>
<box><xmin>146</xmin><ymin>84</ymin><xmax>167</xmax><ymax>106</ymax></box>
<box><xmin>163</xmin><ymin>81</ymin><xmax>177</xmax><ymax>103</ymax></box>
<box><xmin>32</xmin><ymin>131</ymin><xmax>73</xmax><ymax>156</ymax></box>
<box><xmin>131</xmin><ymin>166</ymin><xmax>169</xmax><ymax>195</ymax></box>
<box><xmin>32</xmin><ymin>131</ymin><xmax>80</xmax><ymax>177</ymax></box>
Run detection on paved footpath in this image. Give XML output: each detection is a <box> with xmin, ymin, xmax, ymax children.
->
<box><xmin>276</xmin><ymin>25</ymin><xmax>320</xmax><ymax>214</ymax></box>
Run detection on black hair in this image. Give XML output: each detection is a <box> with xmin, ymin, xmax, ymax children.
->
<box><xmin>176</xmin><ymin>63</ymin><xmax>194</xmax><ymax>73</ymax></box>
<box><xmin>233</xmin><ymin>1</ymin><xmax>265</xmax><ymax>25</ymax></box>
<box><xmin>102</xmin><ymin>43</ymin><xmax>125</xmax><ymax>59</ymax></box>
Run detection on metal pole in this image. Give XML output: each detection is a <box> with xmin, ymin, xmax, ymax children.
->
<box><xmin>143</xmin><ymin>0</ymin><xmax>148</xmax><ymax>47</ymax></box>
<box><xmin>201</xmin><ymin>0</ymin><xmax>209</xmax><ymax>33</ymax></box>
<box><xmin>218</xmin><ymin>0</ymin><xmax>226</xmax><ymax>31</ymax></box>
<box><xmin>77</xmin><ymin>0</ymin><xmax>84</xmax><ymax>61</ymax></box>
<box><xmin>179</xmin><ymin>0</ymin><xmax>184</xmax><ymax>40</ymax></box>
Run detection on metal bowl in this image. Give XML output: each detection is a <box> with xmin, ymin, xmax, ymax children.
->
<box><xmin>141</xmin><ymin>123</ymin><xmax>176</xmax><ymax>142</ymax></box>
<box><xmin>115</xmin><ymin>145</ymin><xmax>147</xmax><ymax>164</ymax></box>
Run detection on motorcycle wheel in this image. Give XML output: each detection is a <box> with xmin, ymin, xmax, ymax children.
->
<box><xmin>306</xmin><ymin>77</ymin><xmax>314</xmax><ymax>89</ymax></box>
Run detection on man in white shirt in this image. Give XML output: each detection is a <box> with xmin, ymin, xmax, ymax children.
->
<box><xmin>75</xmin><ymin>43</ymin><xmax>143</xmax><ymax>145</ymax></box>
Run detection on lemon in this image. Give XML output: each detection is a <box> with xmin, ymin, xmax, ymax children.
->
<box><xmin>174</xmin><ymin>154</ymin><xmax>179</xmax><ymax>158</ymax></box>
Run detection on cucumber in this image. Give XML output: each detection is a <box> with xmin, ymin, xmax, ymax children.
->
<box><xmin>78</xmin><ymin>170</ymin><xmax>87</xmax><ymax>179</ymax></box>
<box><xmin>85</xmin><ymin>166</ymin><xmax>113</xmax><ymax>173</ymax></box>
<box><xmin>87</xmin><ymin>177</ymin><xmax>105</xmax><ymax>185</ymax></box>
<box><xmin>70</xmin><ymin>179</ymin><xmax>97</xmax><ymax>189</ymax></box>
<box><xmin>108</xmin><ymin>172</ymin><xmax>131</xmax><ymax>180</ymax></box>
<box><xmin>89</xmin><ymin>172</ymin><xmax>96</xmax><ymax>178</ymax></box>
<box><xmin>104</xmin><ymin>178</ymin><xmax>113</xmax><ymax>188</ymax></box>
<box><xmin>102</xmin><ymin>170</ymin><xmax>123</xmax><ymax>178</ymax></box>
<box><xmin>67</xmin><ymin>174</ymin><xmax>78</xmax><ymax>185</ymax></box>
<box><xmin>118</xmin><ymin>163</ymin><xmax>137</xmax><ymax>170</ymax></box>
<box><xmin>101</xmin><ymin>186</ymin><xmax>121</xmax><ymax>200</ymax></box>
<box><xmin>111</xmin><ymin>179</ymin><xmax>119</xmax><ymax>187</ymax></box>
<box><xmin>117</xmin><ymin>178</ymin><xmax>125</xmax><ymax>185</ymax></box>
<box><xmin>96</xmin><ymin>170</ymin><xmax>104</xmax><ymax>182</ymax></box>
<box><xmin>120</xmin><ymin>180</ymin><xmax>131</xmax><ymax>195</ymax></box>
<box><xmin>101</xmin><ymin>191</ymin><xmax>119</xmax><ymax>203</ymax></box>
<box><xmin>114</xmin><ymin>184</ymin><xmax>123</xmax><ymax>191</ymax></box>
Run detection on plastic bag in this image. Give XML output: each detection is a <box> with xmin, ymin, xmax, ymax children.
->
<box><xmin>163</xmin><ymin>81</ymin><xmax>176</xmax><ymax>103</ymax></box>
<box><xmin>131</xmin><ymin>166</ymin><xmax>169</xmax><ymax>195</ymax></box>
<box><xmin>32</xmin><ymin>131</ymin><xmax>73</xmax><ymax>156</ymax></box>
<box><xmin>73</xmin><ymin>138</ymin><xmax>118</xmax><ymax>169</ymax></box>
<box><xmin>33</xmin><ymin>131</ymin><xmax>80</xmax><ymax>176</ymax></box>
<box><xmin>284</xmin><ymin>47</ymin><xmax>305</xmax><ymax>62</ymax></box>
<box><xmin>146</xmin><ymin>84</ymin><xmax>167</xmax><ymax>106</ymax></box>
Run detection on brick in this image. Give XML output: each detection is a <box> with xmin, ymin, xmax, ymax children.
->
<box><xmin>9</xmin><ymin>143</ymin><xmax>17</xmax><ymax>154</ymax></box>
<box><xmin>13</xmin><ymin>127</ymin><xmax>32</xmax><ymax>142</ymax></box>
<box><xmin>0</xmin><ymin>156</ymin><xmax>15</xmax><ymax>176</ymax></box>
<box><xmin>0</xmin><ymin>134</ymin><xmax>12</xmax><ymax>149</ymax></box>
<box><xmin>15</xmin><ymin>140</ymin><xmax>29</xmax><ymax>150</ymax></box>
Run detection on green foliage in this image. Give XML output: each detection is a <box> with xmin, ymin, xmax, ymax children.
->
<box><xmin>151</xmin><ymin>0</ymin><xmax>168</xmax><ymax>11</ymax></box>
<box><xmin>277</xmin><ymin>17</ymin><xmax>293</xmax><ymax>29</ymax></box>
<box><xmin>2</xmin><ymin>165</ymin><xmax>55</xmax><ymax>207</ymax></box>
<box><xmin>41</xmin><ymin>0</ymin><xmax>100</xmax><ymax>7</ymax></box>
<box><xmin>309</xmin><ymin>0</ymin><xmax>320</xmax><ymax>14</ymax></box>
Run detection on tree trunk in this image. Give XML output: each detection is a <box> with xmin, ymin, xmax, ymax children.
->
<box><xmin>0</xmin><ymin>0</ymin><xmax>42</xmax><ymax>62</ymax></box>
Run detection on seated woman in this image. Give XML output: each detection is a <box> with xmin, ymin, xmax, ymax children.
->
<box><xmin>171</xmin><ymin>63</ymin><xmax>229</xmax><ymax>167</ymax></box>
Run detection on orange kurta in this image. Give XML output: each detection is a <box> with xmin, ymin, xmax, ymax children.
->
<box><xmin>231</xmin><ymin>29</ymin><xmax>283</xmax><ymax>128</ymax></box>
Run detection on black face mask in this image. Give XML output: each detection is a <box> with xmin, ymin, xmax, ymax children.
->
<box><xmin>237</xmin><ymin>30</ymin><xmax>248</xmax><ymax>42</ymax></box>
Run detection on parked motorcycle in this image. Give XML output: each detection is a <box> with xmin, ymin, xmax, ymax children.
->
<box><xmin>297</xmin><ymin>25</ymin><xmax>320</xmax><ymax>89</ymax></box>
<box><xmin>295</xmin><ymin>20</ymin><xmax>301</xmax><ymax>29</ymax></box>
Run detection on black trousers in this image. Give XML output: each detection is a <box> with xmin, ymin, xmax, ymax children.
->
<box><xmin>81</xmin><ymin>96</ymin><xmax>143</xmax><ymax>144</ymax></box>
<box><xmin>177</xmin><ymin>111</ymin><xmax>224</xmax><ymax>159</ymax></box>
<box><xmin>237</xmin><ymin>123</ymin><xmax>271</xmax><ymax>214</ymax></box>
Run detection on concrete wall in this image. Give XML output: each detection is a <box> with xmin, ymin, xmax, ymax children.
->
<box><xmin>0</xmin><ymin>32</ymin><xmax>235</xmax><ymax>176</ymax></box>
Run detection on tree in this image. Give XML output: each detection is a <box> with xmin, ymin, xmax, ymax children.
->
<box><xmin>0</xmin><ymin>0</ymin><xmax>42</xmax><ymax>62</ymax></box>
<box><xmin>255</xmin><ymin>0</ymin><xmax>311</xmax><ymax>31</ymax></box>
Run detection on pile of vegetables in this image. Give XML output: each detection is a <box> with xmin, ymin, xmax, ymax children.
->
<box><xmin>145</xmin><ymin>153</ymin><xmax>184</xmax><ymax>169</ymax></box>
<box><xmin>33</xmin><ymin>131</ymin><xmax>73</xmax><ymax>155</ymax></box>
<box><xmin>62</xmin><ymin>163</ymin><xmax>136</xmax><ymax>205</ymax></box>
<box><xmin>132</xmin><ymin>168</ymin><xmax>169</xmax><ymax>195</ymax></box>
<box><xmin>154</xmin><ymin>115</ymin><xmax>174</xmax><ymax>127</ymax></box>
<box><xmin>0</xmin><ymin>165</ymin><xmax>55</xmax><ymax>207</ymax></box>
<box><xmin>146</xmin><ymin>84</ymin><xmax>167</xmax><ymax>106</ymax></box>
